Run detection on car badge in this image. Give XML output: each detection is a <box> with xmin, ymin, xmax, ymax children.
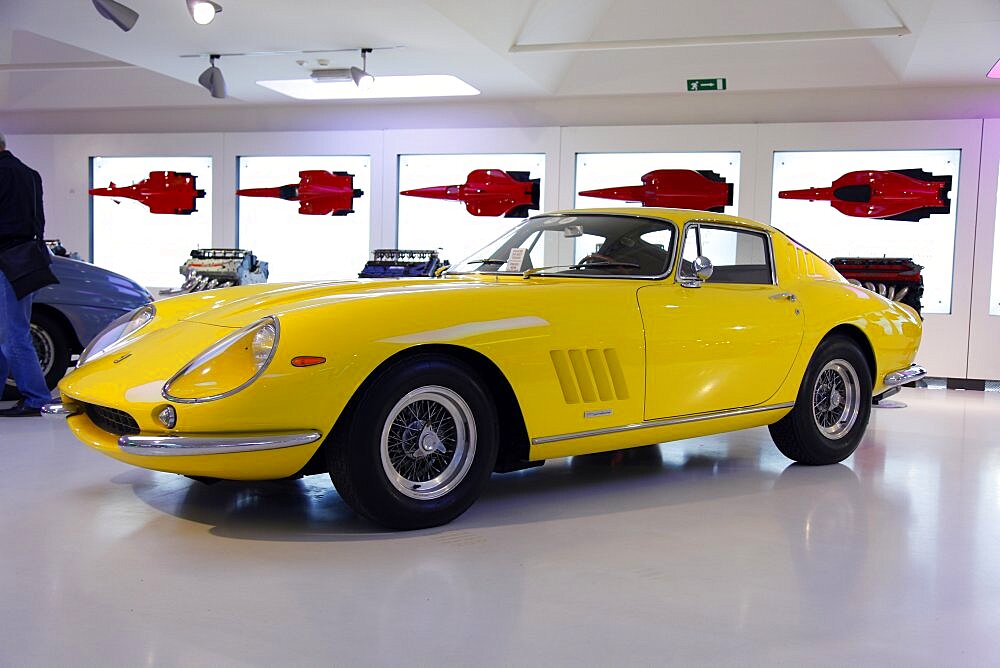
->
<box><xmin>113</xmin><ymin>353</ymin><xmax>132</xmax><ymax>364</ymax></box>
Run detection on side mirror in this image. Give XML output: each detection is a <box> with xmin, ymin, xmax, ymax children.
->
<box><xmin>680</xmin><ymin>255</ymin><xmax>714</xmax><ymax>288</ymax></box>
<box><xmin>693</xmin><ymin>255</ymin><xmax>714</xmax><ymax>281</ymax></box>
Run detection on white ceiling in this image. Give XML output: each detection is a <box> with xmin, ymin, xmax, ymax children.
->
<box><xmin>1</xmin><ymin>0</ymin><xmax>999</xmax><ymax>111</ymax></box>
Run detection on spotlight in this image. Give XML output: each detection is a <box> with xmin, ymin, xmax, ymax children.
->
<box><xmin>198</xmin><ymin>54</ymin><xmax>227</xmax><ymax>98</ymax></box>
<box><xmin>186</xmin><ymin>0</ymin><xmax>222</xmax><ymax>25</ymax></box>
<box><xmin>354</xmin><ymin>48</ymin><xmax>374</xmax><ymax>89</ymax></box>
<box><xmin>92</xmin><ymin>0</ymin><xmax>139</xmax><ymax>31</ymax></box>
<box><xmin>351</xmin><ymin>66</ymin><xmax>374</xmax><ymax>90</ymax></box>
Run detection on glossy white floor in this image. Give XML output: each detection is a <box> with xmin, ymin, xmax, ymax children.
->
<box><xmin>1</xmin><ymin>388</ymin><xmax>997</xmax><ymax>666</ymax></box>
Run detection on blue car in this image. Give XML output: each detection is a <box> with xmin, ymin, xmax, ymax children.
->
<box><xmin>4</xmin><ymin>252</ymin><xmax>152</xmax><ymax>399</ymax></box>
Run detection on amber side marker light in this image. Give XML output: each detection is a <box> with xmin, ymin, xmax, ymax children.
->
<box><xmin>291</xmin><ymin>356</ymin><xmax>326</xmax><ymax>367</ymax></box>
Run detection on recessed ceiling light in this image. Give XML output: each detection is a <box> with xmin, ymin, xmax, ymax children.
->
<box><xmin>257</xmin><ymin>75</ymin><xmax>480</xmax><ymax>100</ymax></box>
<box><xmin>309</xmin><ymin>66</ymin><xmax>372</xmax><ymax>87</ymax></box>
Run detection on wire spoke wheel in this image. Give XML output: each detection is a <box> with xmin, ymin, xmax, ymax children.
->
<box><xmin>380</xmin><ymin>385</ymin><xmax>477</xmax><ymax>500</ymax></box>
<box><xmin>329</xmin><ymin>354</ymin><xmax>499</xmax><ymax>529</ymax></box>
<box><xmin>811</xmin><ymin>359</ymin><xmax>860</xmax><ymax>440</ymax></box>
<box><xmin>769</xmin><ymin>337</ymin><xmax>872</xmax><ymax>466</ymax></box>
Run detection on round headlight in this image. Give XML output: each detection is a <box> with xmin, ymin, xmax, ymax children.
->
<box><xmin>77</xmin><ymin>304</ymin><xmax>156</xmax><ymax>368</ymax></box>
<box><xmin>162</xmin><ymin>316</ymin><xmax>279</xmax><ymax>403</ymax></box>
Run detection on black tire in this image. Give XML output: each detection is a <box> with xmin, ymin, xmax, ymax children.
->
<box><xmin>327</xmin><ymin>354</ymin><xmax>499</xmax><ymax>530</ymax></box>
<box><xmin>3</xmin><ymin>309</ymin><xmax>72</xmax><ymax>401</ymax></box>
<box><xmin>768</xmin><ymin>336</ymin><xmax>872</xmax><ymax>465</ymax></box>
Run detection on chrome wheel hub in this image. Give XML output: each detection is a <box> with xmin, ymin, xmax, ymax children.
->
<box><xmin>380</xmin><ymin>385</ymin><xmax>477</xmax><ymax>500</ymax></box>
<box><xmin>416</xmin><ymin>426</ymin><xmax>447</xmax><ymax>457</ymax></box>
<box><xmin>829</xmin><ymin>388</ymin><xmax>842</xmax><ymax>409</ymax></box>
<box><xmin>812</xmin><ymin>359</ymin><xmax>861</xmax><ymax>440</ymax></box>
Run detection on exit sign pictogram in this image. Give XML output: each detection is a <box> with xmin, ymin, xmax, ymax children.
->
<box><xmin>687</xmin><ymin>78</ymin><xmax>727</xmax><ymax>92</ymax></box>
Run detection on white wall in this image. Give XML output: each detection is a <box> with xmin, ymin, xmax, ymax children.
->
<box><xmin>7</xmin><ymin>117</ymin><xmax>1000</xmax><ymax>379</ymax></box>
<box><xmin>5</xmin><ymin>84</ymin><xmax>1000</xmax><ymax>135</ymax></box>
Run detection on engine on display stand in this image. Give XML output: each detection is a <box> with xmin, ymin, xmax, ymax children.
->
<box><xmin>162</xmin><ymin>248</ymin><xmax>269</xmax><ymax>295</ymax></box>
<box><xmin>831</xmin><ymin>257</ymin><xmax>924</xmax><ymax>315</ymax></box>
<box><xmin>358</xmin><ymin>249</ymin><xmax>446</xmax><ymax>278</ymax></box>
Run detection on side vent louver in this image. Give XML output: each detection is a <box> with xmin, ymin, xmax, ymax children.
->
<box><xmin>550</xmin><ymin>348</ymin><xmax>629</xmax><ymax>404</ymax></box>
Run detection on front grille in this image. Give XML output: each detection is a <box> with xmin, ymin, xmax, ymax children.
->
<box><xmin>83</xmin><ymin>403</ymin><xmax>140</xmax><ymax>436</ymax></box>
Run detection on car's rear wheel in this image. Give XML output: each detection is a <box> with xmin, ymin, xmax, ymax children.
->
<box><xmin>3</xmin><ymin>310</ymin><xmax>72</xmax><ymax>401</ymax></box>
<box><xmin>328</xmin><ymin>354</ymin><xmax>499</xmax><ymax>530</ymax></box>
<box><xmin>768</xmin><ymin>336</ymin><xmax>872</xmax><ymax>465</ymax></box>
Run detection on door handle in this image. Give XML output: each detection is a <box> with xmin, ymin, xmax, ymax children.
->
<box><xmin>770</xmin><ymin>292</ymin><xmax>797</xmax><ymax>302</ymax></box>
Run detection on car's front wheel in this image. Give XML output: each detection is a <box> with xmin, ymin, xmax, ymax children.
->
<box><xmin>328</xmin><ymin>354</ymin><xmax>499</xmax><ymax>530</ymax></box>
<box><xmin>768</xmin><ymin>336</ymin><xmax>872</xmax><ymax>465</ymax></box>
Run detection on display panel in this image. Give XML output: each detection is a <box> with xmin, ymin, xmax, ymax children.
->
<box><xmin>771</xmin><ymin>150</ymin><xmax>960</xmax><ymax>315</ymax></box>
<box><xmin>992</xmin><ymin>167</ymin><xmax>1000</xmax><ymax>316</ymax></box>
<box><xmin>574</xmin><ymin>152</ymin><xmax>741</xmax><ymax>262</ymax></box>
<box><xmin>397</xmin><ymin>154</ymin><xmax>546</xmax><ymax>267</ymax></box>
<box><xmin>91</xmin><ymin>156</ymin><xmax>212</xmax><ymax>288</ymax></box>
<box><xmin>237</xmin><ymin>155</ymin><xmax>371</xmax><ymax>282</ymax></box>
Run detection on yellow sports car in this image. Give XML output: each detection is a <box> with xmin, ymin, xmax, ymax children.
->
<box><xmin>44</xmin><ymin>208</ymin><xmax>924</xmax><ymax>529</ymax></box>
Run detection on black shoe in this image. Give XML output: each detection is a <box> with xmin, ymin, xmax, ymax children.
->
<box><xmin>0</xmin><ymin>401</ymin><xmax>43</xmax><ymax>417</ymax></box>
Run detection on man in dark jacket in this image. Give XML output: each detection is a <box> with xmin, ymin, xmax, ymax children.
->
<box><xmin>0</xmin><ymin>132</ymin><xmax>58</xmax><ymax>416</ymax></box>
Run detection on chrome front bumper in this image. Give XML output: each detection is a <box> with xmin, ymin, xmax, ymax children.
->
<box><xmin>884</xmin><ymin>364</ymin><xmax>927</xmax><ymax>388</ymax></box>
<box><xmin>41</xmin><ymin>402</ymin><xmax>321</xmax><ymax>456</ymax></box>
<box><xmin>117</xmin><ymin>432</ymin><xmax>323</xmax><ymax>456</ymax></box>
<box><xmin>41</xmin><ymin>402</ymin><xmax>80</xmax><ymax>418</ymax></box>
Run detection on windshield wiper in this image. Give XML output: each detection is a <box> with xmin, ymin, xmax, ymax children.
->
<box><xmin>464</xmin><ymin>258</ymin><xmax>506</xmax><ymax>265</ymax></box>
<box><xmin>522</xmin><ymin>261</ymin><xmax>641</xmax><ymax>278</ymax></box>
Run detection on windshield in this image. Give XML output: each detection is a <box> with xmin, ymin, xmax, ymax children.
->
<box><xmin>446</xmin><ymin>213</ymin><xmax>677</xmax><ymax>278</ymax></box>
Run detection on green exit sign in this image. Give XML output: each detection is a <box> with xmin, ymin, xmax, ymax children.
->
<box><xmin>687</xmin><ymin>78</ymin><xmax>727</xmax><ymax>92</ymax></box>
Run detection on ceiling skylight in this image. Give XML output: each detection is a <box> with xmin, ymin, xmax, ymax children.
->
<box><xmin>257</xmin><ymin>75</ymin><xmax>480</xmax><ymax>100</ymax></box>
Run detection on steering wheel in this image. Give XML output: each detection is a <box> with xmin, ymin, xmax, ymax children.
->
<box><xmin>579</xmin><ymin>253</ymin><xmax>616</xmax><ymax>265</ymax></box>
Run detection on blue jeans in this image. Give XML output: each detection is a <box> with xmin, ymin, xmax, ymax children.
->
<box><xmin>0</xmin><ymin>271</ymin><xmax>51</xmax><ymax>408</ymax></box>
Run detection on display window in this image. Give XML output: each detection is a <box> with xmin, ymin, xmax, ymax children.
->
<box><xmin>237</xmin><ymin>155</ymin><xmax>371</xmax><ymax>282</ymax></box>
<box><xmin>91</xmin><ymin>156</ymin><xmax>212</xmax><ymax>288</ymax></box>
<box><xmin>574</xmin><ymin>152</ymin><xmax>741</xmax><ymax>263</ymax></box>
<box><xmin>991</xmin><ymin>167</ymin><xmax>1000</xmax><ymax>316</ymax></box>
<box><xmin>770</xmin><ymin>149</ymin><xmax>960</xmax><ymax>315</ymax></box>
<box><xmin>397</xmin><ymin>154</ymin><xmax>546</xmax><ymax>267</ymax></box>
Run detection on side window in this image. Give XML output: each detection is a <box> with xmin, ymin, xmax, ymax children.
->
<box><xmin>681</xmin><ymin>228</ymin><xmax>699</xmax><ymax>264</ymax></box>
<box><xmin>680</xmin><ymin>225</ymin><xmax>773</xmax><ymax>285</ymax></box>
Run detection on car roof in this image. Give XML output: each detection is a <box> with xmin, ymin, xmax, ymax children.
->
<box><xmin>545</xmin><ymin>207</ymin><xmax>777</xmax><ymax>235</ymax></box>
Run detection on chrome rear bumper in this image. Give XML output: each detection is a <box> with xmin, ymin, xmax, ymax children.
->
<box><xmin>884</xmin><ymin>364</ymin><xmax>927</xmax><ymax>388</ymax></box>
<box><xmin>118</xmin><ymin>431</ymin><xmax>323</xmax><ymax>456</ymax></box>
